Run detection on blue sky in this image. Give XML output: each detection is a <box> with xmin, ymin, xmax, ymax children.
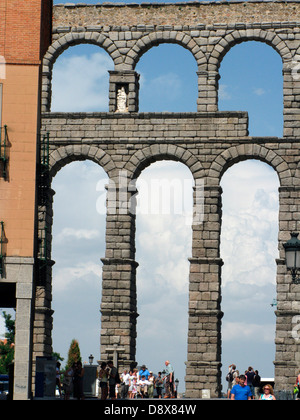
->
<box><xmin>1</xmin><ymin>0</ymin><xmax>282</xmax><ymax>395</ymax></box>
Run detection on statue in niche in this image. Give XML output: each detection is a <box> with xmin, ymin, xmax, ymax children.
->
<box><xmin>116</xmin><ymin>86</ymin><xmax>128</xmax><ymax>113</ymax></box>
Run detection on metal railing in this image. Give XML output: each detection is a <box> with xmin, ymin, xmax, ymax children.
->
<box><xmin>38</xmin><ymin>132</ymin><xmax>50</xmax><ymax>206</ymax></box>
<box><xmin>37</xmin><ymin>225</ymin><xmax>51</xmax><ymax>286</ymax></box>
<box><xmin>0</xmin><ymin>125</ymin><xmax>8</xmax><ymax>180</ymax></box>
<box><xmin>40</xmin><ymin>132</ymin><xmax>50</xmax><ymax>174</ymax></box>
<box><xmin>0</xmin><ymin>221</ymin><xmax>5</xmax><ymax>278</ymax></box>
<box><xmin>38</xmin><ymin>225</ymin><xmax>48</xmax><ymax>263</ymax></box>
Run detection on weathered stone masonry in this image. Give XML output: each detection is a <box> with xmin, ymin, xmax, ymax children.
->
<box><xmin>35</xmin><ymin>1</ymin><xmax>300</xmax><ymax>398</ymax></box>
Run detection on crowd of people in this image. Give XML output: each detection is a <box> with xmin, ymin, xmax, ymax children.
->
<box><xmin>57</xmin><ymin>360</ymin><xmax>175</xmax><ymax>400</ymax></box>
<box><xmin>58</xmin><ymin>360</ymin><xmax>300</xmax><ymax>400</ymax></box>
<box><xmin>98</xmin><ymin>360</ymin><xmax>176</xmax><ymax>400</ymax></box>
<box><xmin>226</xmin><ymin>364</ymin><xmax>276</xmax><ymax>400</ymax></box>
<box><xmin>56</xmin><ymin>360</ymin><xmax>176</xmax><ymax>400</ymax></box>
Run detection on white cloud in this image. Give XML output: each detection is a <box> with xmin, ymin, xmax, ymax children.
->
<box><xmin>223</xmin><ymin>321</ymin><xmax>275</xmax><ymax>343</ymax></box>
<box><xmin>137</xmin><ymin>239</ymin><xmax>190</xmax><ymax>295</ymax></box>
<box><xmin>51</xmin><ymin>161</ymin><xmax>107</xmax><ymax>363</ymax></box>
<box><xmin>220</xmin><ymin>160</ymin><xmax>279</xmax><ymax>378</ymax></box>
<box><xmin>56</xmin><ymin>228</ymin><xmax>100</xmax><ymax>242</ymax></box>
<box><xmin>51</xmin><ymin>51</ymin><xmax>113</xmax><ymax>112</ymax></box>
<box><xmin>253</xmin><ymin>88</ymin><xmax>266</xmax><ymax>96</ymax></box>
<box><xmin>135</xmin><ymin>162</ymin><xmax>193</xmax><ymax>298</ymax></box>
<box><xmin>53</xmin><ymin>262</ymin><xmax>102</xmax><ymax>293</ymax></box>
<box><xmin>221</xmin><ymin>167</ymin><xmax>279</xmax><ymax>322</ymax></box>
<box><xmin>219</xmin><ymin>84</ymin><xmax>232</xmax><ymax>100</ymax></box>
<box><xmin>135</xmin><ymin>162</ymin><xmax>192</xmax><ymax>379</ymax></box>
<box><xmin>136</xmin><ymin>162</ymin><xmax>194</xmax><ymax>225</ymax></box>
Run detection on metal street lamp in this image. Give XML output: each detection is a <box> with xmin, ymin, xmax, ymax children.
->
<box><xmin>175</xmin><ymin>378</ymin><xmax>179</xmax><ymax>398</ymax></box>
<box><xmin>283</xmin><ymin>232</ymin><xmax>300</xmax><ymax>284</ymax></box>
<box><xmin>89</xmin><ymin>354</ymin><xmax>94</xmax><ymax>366</ymax></box>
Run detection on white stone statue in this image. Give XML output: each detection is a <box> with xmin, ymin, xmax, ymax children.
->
<box><xmin>116</xmin><ymin>86</ymin><xmax>128</xmax><ymax>113</ymax></box>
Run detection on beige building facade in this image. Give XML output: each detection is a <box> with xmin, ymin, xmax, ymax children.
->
<box><xmin>0</xmin><ymin>0</ymin><xmax>52</xmax><ymax>400</ymax></box>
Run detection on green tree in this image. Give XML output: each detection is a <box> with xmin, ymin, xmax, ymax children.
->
<box><xmin>0</xmin><ymin>311</ymin><xmax>15</xmax><ymax>374</ymax></box>
<box><xmin>66</xmin><ymin>339</ymin><xmax>81</xmax><ymax>369</ymax></box>
<box><xmin>52</xmin><ymin>352</ymin><xmax>64</xmax><ymax>363</ymax></box>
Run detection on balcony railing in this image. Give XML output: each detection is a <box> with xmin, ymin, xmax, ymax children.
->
<box><xmin>0</xmin><ymin>221</ymin><xmax>5</xmax><ymax>278</ymax></box>
<box><xmin>0</xmin><ymin>125</ymin><xmax>8</xmax><ymax>180</ymax></box>
<box><xmin>40</xmin><ymin>132</ymin><xmax>49</xmax><ymax>174</ymax></box>
<box><xmin>38</xmin><ymin>132</ymin><xmax>50</xmax><ymax>206</ymax></box>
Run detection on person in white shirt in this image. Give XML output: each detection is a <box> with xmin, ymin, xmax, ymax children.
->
<box><xmin>137</xmin><ymin>375</ymin><xmax>150</xmax><ymax>398</ymax></box>
<box><xmin>121</xmin><ymin>370</ymin><xmax>130</xmax><ymax>399</ymax></box>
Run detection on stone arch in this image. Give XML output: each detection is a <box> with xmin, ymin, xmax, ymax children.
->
<box><xmin>49</xmin><ymin>145</ymin><xmax>116</xmax><ymax>179</ymax></box>
<box><xmin>208</xmin><ymin>144</ymin><xmax>292</xmax><ymax>187</ymax></box>
<box><xmin>42</xmin><ymin>32</ymin><xmax>119</xmax><ymax>112</ymax></box>
<box><xmin>125</xmin><ymin>144</ymin><xmax>204</xmax><ymax>182</ymax></box>
<box><xmin>208</xmin><ymin>29</ymin><xmax>293</xmax><ymax>71</ymax></box>
<box><xmin>126</xmin><ymin>31</ymin><xmax>206</xmax><ymax>71</ymax></box>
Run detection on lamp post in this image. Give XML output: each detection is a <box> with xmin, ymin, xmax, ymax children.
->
<box><xmin>89</xmin><ymin>354</ymin><xmax>94</xmax><ymax>366</ymax></box>
<box><xmin>283</xmin><ymin>232</ymin><xmax>300</xmax><ymax>284</ymax></box>
<box><xmin>175</xmin><ymin>379</ymin><xmax>179</xmax><ymax>398</ymax></box>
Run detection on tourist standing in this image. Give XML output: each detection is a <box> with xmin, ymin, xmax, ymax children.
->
<box><xmin>73</xmin><ymin>362</ymin><xmax>85</xmax><ymax>400</ymax></box>
<box><xmin>245</xmin><ymin>367</ymin><xmax>255</xmax><ymax>399</ymax></box>
<box><xmin>252</xmin><ymin>370</ymin><xmax>261</xmax><ymax>400</ymax></box>
<box><xmin>63</xmin><ymin>364</ymin><xmax>74</xmax><ymax>400</ymax></box>
<box><xmin>121</xmin><ymin>369</ymin><xmax>130</xmax><ymax>399</ymax></box>
<box><xmin>226</xmin><ymin>364</ymin><xmax>238</xmax><ymax>399</ymax></box>
<box><xmin>148</xmin><ymin>372</ymin><xmax>155</xmax><ymax>398</ymax></box>
<box><xmin>230</xmin><ymin>375</ymin><xmax>252</xmax><ymax>400</ymax></box>
<box><xmin>155</xmin><ymin>372</ymin><xmax>164</xmax><ymax>399</ymax></box>
<box><xmin>99</xmin><ymin>362</ymin><xmax>109</xmax><ymax>400</ymax></box>
<box><xmin>259</xmin><ymin>384</ymin><xmax>276</xmax><ymax>400</ymax></box>
<box><xmin>163</xmin><ymin>360</ymin><xmax>175</xmax><ymax>399</ymax></box>
<box><xmin>107</xmin><ymin>360</ymin><xmax>118</xmax><ymax>400</ymax></box>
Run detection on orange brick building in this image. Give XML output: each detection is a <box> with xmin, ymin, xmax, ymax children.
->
<box><xmin>0</xmin><ymin>0</ymin><xmax>52</xmax><ymax>399</ymax></box>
